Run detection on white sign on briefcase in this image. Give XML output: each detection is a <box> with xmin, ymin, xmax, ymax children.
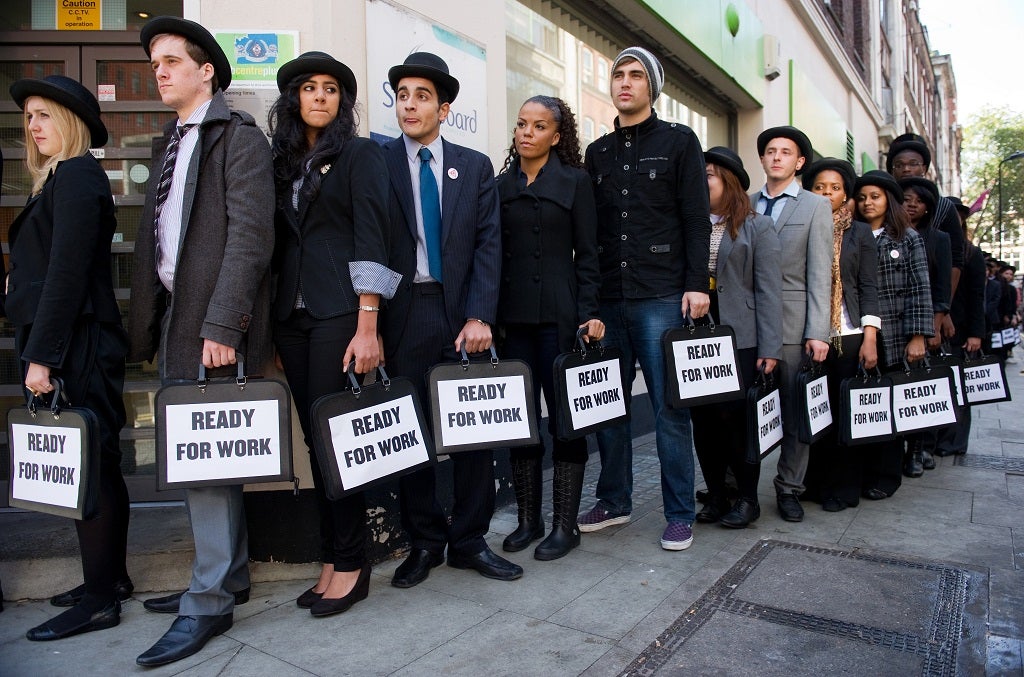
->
<box><xmin>10</xmin><ymin>422</ymin><xmax>84</xmax><ymax>510</ymax></box>
<box><xmin>756</xmin><ymin>389</ymin><xmax>783</xmax><ymax>454</ymax></box>
<box><xmin>891</xmin><ymin>371</ymin><xmax>958</xmax><ymax>433</ymax></box>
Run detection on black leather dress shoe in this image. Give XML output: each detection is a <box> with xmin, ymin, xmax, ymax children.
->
<box><xmin>26</xmin><ymin>600</ymin><xmax>120</xmax><ymax>641</ymax></box>
<box><xmin>143</xmin><ymin>587</ymin><xmax>250</xmax><ymax>614</ymax></box>
<box><xmin>51</xmin><ymin>578</ymin><xmax>134</xmax><ymax>607</ymax></box>
<box><xmin>776</xmin><ymin>494</ymin><xmax>804</xmax><ymax>522</ymax></box>
<box><xmin>862</xmin><ymin>487</ymin><xmax>890</xmax><ymax>501</ymax></box>
<box><xmin>921</xmin><ymin>450</ymin><xmax>936</xmax><ymax>470</ymax></box>
<box><xmin>447</xmin><ymin>547</ymin><xmax>524</xmax><ymax>581</ymax></box>
<box><xmin>310</xmin><ymin>565</ymin><xmax>371</xmax><ymax>618</ymax></box>
<box><xmin>821</xmin><ymin>497</ymin><xmax>847</xmax><ymax>512</ymax></box>
<box><xmin>719</xmin><ymin>498</ymin><xmax>761</xmax><ymax>528</ymax></box>
<box><xmin>391</xmin><ymin>548</ymin><xmax>444</xmax><ymax>589</ymax></box>
<box><xmin>136</xmin><ymin>614</ymin><xmax>232</xmax><ymax>667</ymax></box>
<box><xmin>695</xmin><ymin>494</ymin><xmax>731</xmax><ymax>523</ymax></box>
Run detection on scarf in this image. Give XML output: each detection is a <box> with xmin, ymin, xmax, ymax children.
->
<box><xmin>830</xmin><ymin>204</ymin><xmax>854</xmax><ymax>354</ymax></box>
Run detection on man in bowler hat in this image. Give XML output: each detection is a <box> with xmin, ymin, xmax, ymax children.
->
<box><xmin>128</xmin><ymin>16</ymin><xmax>274</xmax><ymax>666</ymax></box>
<box><xmin>752</xmin><ymin>125</ymin><xmax>833</xmax><ymax>522</ymax></box>
<box><xmin>380</xmin><ymin>52</ymin><xmax>522</xmax><ymax>585</ymax></box>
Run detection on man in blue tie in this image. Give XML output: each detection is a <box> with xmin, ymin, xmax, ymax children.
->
<box><xmin>380</xmin><ymin>52</ymin><xmax>521</xmax><ymax>587</ymax></box>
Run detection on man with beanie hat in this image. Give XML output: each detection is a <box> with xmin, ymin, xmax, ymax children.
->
<box><xmin>130</xmin><ymin>17</ymin><xmax>274</xmax><ymax>666</ymax></box>
<box><xmin>578</xmin><ymin>46</ymin><xmax>711</xmax><ymax>552</ymax></box>
<box><xmin>751</xmin><ymin>125</ymin><xmax>832</xmax><ymax>522</ymax></box>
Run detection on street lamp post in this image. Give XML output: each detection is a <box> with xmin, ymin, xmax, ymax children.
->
<box><xmin>998</xmin><ymin>150</ymin><xmax>1024</xmax><ymax>259</ymax></box>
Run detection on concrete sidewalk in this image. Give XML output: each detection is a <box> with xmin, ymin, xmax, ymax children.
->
<box><xmin>1</xmin><ymin>370</ymin><xmax>1022</xmax><ymax>675</ymax></box>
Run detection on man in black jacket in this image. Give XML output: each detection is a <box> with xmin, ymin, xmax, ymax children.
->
<box><xmin>578</xmin><ymin>47</ymin><xmax>711</xmax><ymax>551</ymax></box>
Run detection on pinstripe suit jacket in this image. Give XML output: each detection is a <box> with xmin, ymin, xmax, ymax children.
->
<box><xmin>380</xmin><ymin>136</ymin><xmax>501</xmax><ymax>356</ymax></box>
<box><xmin>750</xmin><ymin>186</ymin><xmax>833</xmax><ymax>345</ymax></box>
<box><xmin>874</xmin><ymin>228</ymin><xmax>934</xmax><ymax>366</ymax></box>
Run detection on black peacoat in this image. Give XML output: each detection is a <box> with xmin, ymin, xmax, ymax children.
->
<box><xmin>495</xmin><ymin>155</ymin><xmax>600</xmax><ymax>351</ymax></box>
<box><xmin>5</xmin><ymin>154</ymin><xmax>121</xmax><ymax>368</ymax></box>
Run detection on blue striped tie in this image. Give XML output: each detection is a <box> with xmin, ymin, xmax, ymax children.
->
<box><xmin>418</xmin><ymin>147</ymin><xmax>443</xmax><ymax>282</ymax></box>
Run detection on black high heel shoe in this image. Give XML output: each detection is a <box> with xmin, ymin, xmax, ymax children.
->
<box><xmin>309</xmin><ymin>565</ymin><xmax>371</xmax><ymax>618</ymax></box>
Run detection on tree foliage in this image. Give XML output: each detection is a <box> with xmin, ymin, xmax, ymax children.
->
<box><xmin>961</xmin><ymin>107</ymin><xmax>1024</xmax><ymax>254</ymax></box>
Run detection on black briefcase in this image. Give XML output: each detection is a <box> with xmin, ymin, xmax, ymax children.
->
<box><xmin>962</xmin><ymin>350</ymin><xmax>1012</xmax><ymax>405</ymax></box>
<box><xmin>311</xmin><ymin>366</ymin><xmax>436</xmax><ymax>499</ymax></box>
<box><xmin>155</xmin><ymin>361</ymin><xmax>292</xmax><ymax>490</ymax></box>
<box><xmin>552</xmin><ymin>329</ymin><xmax>629</xmax><ymax>440</ymax></box>
<box><xmin>662</xmin><ymin>316</ymin><xmax>744</xmax><ymax>409</ymax></box>
<box><xmin>838</xmin><ymin>365</ymin><xmax>895</xmax><ymax>446</ymax></box>
<box><xmin>795</xmin><ymin>358</ymin><xmax>833</xmax><ymax>444</ymax></box>
<box><xmin>889</xmin><ymin>358</ymin><xmax>959</xmax><ymax>435</ymax></box>
<box><xmin>746</xmin><ymin>366</ymin><xmax>782</xmax><ymax>462</ymax></box>
<box><xmin>427</xmin><ymin>345</ymin><xmax>540</xmax><ymax>454</ymax></box>
<box><xmin>7</xmin><ymin>379</ymin><xmax>101</xmax><ymax>520</ymax></box>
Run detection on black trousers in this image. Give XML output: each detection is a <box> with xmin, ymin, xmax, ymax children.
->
<box><xmin>806</xmin><ymin>334</ymin><xmax>864</xmax><ymax>506</ymax></box>
<box><xmin>17</xmin><ymin>320</ymin><xmax>130</xmax><ymax>602</ymax></box>
<box><xmin>862</xmin><ymin>347</ymin><xmax>905</xmax><ymax>497</ymax></box>
<box><xmin>275</xmin><ymin>309</ymin><xmax>367</xmax><ymax>571</ymax></box>
<box><xmin>388</xmin><ymin>284</ymin><xmax>494</xmax><ymax>556</ymax></box>
<box><xmin>501</xmin><ymin>323</ymin><xmax>588</xmax><ymax>464</ymax></box>
<box><xmin>692</xmin><ymin>347</ymin><xmax>760</xmax><ymax>500</ymax></box>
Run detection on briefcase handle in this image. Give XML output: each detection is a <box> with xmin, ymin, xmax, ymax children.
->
<box><xmin>752</xmin><ymin>362</ymin><xmax>775</xmax><ymax>392</ymax></box>
<box><xmin>574</xmin><ymin>326</ymin><xmax>607</xmax><ymax>360</ymax></box>
<box><xmin>458</xmin><ymin>342</ymin><xmax>499</xmax><ymax>371</ymax></box>
<box><xmin>25</xmin><ymin>377</ymin><xmax>72</xmax><ymax>419</ymax></box>
<box><xmin>798</xmin><ymin>352</ymin><xmax>824</xmax><ymax>377</ymax></box>
<box><xmin>683</xmin><ymin>311</ymin><xmax>719</xmax><ymax>334</ymax></box>
<box><xmin>900</xmin><ymin>355</ymin><xmax>932</xmax><ymax>374</ymax></box>
<box><xmin>855</xmin><ymin>363</ymin><xmax>885</xmax><ymax>383</ymax></box>
<box><xmin>197</xmin><ymin>358</ymin><xmax>247</xmax><ymax>393</ymax></box>
<box><xmin>344</xmin><ymin>363</ymin><xmax>391</xmax><ymax>398</ymax></box>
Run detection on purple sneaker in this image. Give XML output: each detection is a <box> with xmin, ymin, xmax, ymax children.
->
<box><xmin>660</xmin><ymin>522</ymin><xmax>693</xmax><ymax>551</ymax></box>
<box><xmin>577</xmin><ymin>504</ymin><xmax>631</xmax><ymax>532</ymax></box>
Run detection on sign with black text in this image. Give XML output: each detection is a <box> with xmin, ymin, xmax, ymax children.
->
<box><xmin>10</xmin><ymin>423</ymin><xmax>83</xmax><ymax>509</ymax></box>
<box><xmin>435</xmin><ymin>375</ymin><xmax>532</xmax><ymax>448</ymax></box>
<box><xmin>663</xmin><ymin>324</ymin><xmax>743</xmax><ymax>409</ymax></box>
<box><xmin>803</xmin><ymin>373</ymin><xmax>833</xmax><ymax>441</ymax></box>
<box><xmin>892</xmin><ymin>373</ymin><xmax>958</xmax><ymax>433</ymax></box>
<box><xmin>563</xmin><ymin>358</ymin><xmax>626</xmax><ymax>431</ymax></box>
<box><xmin>755</xmin><ymin>389</ymin><xmax>783</xmax><ymax>454</ymax></box>
<box><xmin>963</xmin><ymin>357</ymin><xmax>1012</xmax><ymax>405</ymax></box>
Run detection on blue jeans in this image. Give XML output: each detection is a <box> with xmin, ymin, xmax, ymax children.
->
<box><xmin>594</xmin><ymin>295</ymin><xmax>696</xmax><ymax>523</ymax></box>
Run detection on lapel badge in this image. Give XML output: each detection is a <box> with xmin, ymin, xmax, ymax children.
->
<box><xmin>448</xmin><ymin>167</ymin><xmax>459</xmax><ymax>180</ymax></box>
<box><xmin>890</xmin><ymin>249</ymin><xmax>899</xmax><ymax>259</ymax></box>
<box><xmin>320</xmin><ymin>163</ymin><xmax>331</xmax><ymax>175</ymax></box>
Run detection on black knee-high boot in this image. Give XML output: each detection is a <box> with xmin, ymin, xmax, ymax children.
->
<box><xmin>534</xmin><ymin>462</ymin><xmax>584</xmax><ymax>561</ymax></box>
<box><xmin>503</xmin><ymin>457</ymin><xmax>544</xmax><ymax>552</ymax></box>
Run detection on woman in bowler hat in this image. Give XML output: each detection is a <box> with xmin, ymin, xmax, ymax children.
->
<box><xmin>7</xmin><ymin>75</ymin><xmax>131</xmax><ymax>640</ymax></box>
<box><xmin>268</xmin><ymin>51</ymin><xmax>400</xmax><ymax>616</ymax></box>
<box><xmin>692</xmin><ymin>147</ymin><xmax>782</xmax><ymax>528</ymax></box>
<box><xmin>801</xmin><ymin>158</ymin><xmax>880</xmax><ymax>511</ymax></box>
<box><xmin>854</xmin><ymin>170</ymin><xmax>933</xmax><ymax>500</ymax></box>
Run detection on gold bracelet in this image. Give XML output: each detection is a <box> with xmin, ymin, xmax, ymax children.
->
<box><xmin>358</xmin><ymin>305</ymin><xmax>380</xmax><ymax>312</ymax></box>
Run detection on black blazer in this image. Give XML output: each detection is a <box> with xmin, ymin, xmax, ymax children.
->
<box><xmin>273</xmin><ymin>137</ymin><xmax>395</xmax><ymax>321</ymax></box>
<box><xmin>917</xmin><ymin>222</ymin><xmax>952</xmax><ymax>314</ymax></box>
<box><xmin>6</xmin><ymin>154</ymin><xmax>120</xmax><ymax>368</ymax></box>
<box><xmin>951</xmin><ymin>243</ymin><xmax>986</xmax><ymax>340</ymax></box>
<box><xmin>496</xmin><ymin>155</ymin><xmax>600</xmax><ymax>351</ymax></box>
<box><xmin>839</xmin><ymin>219</ymin><xmax>880</xmax><ymax>326</ymax></box>
<box><xmin>380</xmin><ymin>136</ymin><xmax>501</xmax><ymax>356</ymax></box>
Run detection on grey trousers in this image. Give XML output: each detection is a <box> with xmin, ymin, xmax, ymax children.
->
<box><xmin>774</xmin><ymin>343</ymin><xmax>811</xmax><ymax>496</ymax></box>
<box><xmin>178</xmin><ymin>485</ymin><xmax>250</xmax><ymax>616</ymax></box>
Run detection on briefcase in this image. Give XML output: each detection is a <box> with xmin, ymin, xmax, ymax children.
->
<box><xmin>928</xmin><ymin>345</ymin><xmax>966</xmax><ymax>407</ymax></box>
<box><xmin>427</xmin><ymin>345</ymin><xmax>539</xmax><ymax>454</ymax></box>
<box><xmin>155</xmin><ymin>361</ymin><xmax>292</xmax><ymax>490</ymax></box>
<box><xmin>746</xmin><ymin>366</ymin><xmax>782</xmax><ymax>462</ymax></box>
<box><xmin>552</xmin><ymin>328</ymin><xmax>629</xmax><ymax>440</ymax></box>
<box><xmin>889</xmin><ymin>358</ymin><xmax>959</xmax><ymax>434</ymax></box>
<box><xmin>663</xmin><ymin>316</ymin><xmax>743</xmax><ymax>409</ymax></box>
<box><xmin>962</xmin><ymin>350</ymin><xmax>1012</xmax><ymax>405</ymax></box>
<box><xmin>838</xmin><ymin>365</ymin><xmax>895</xmax><ymax>446</ymax></box>
<box><xmin>311</xmin><ymin>366</ymin><xmax>436</xmax><ymax>499</ymax></box>
<box><xmin>8</xmin><ymin>379</ymin><xmax>100</xmax><ymax>520</ymax></box>
<box><xmin>795</xmin><ymin>358</ymin><xmax>833</xmax><ymax>444</ymax></box>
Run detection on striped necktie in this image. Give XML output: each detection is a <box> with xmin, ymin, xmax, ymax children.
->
<box><xmin>153</xmin><ymin>123</ymin><xmax>195</xmax><ymax>263</ymax></box>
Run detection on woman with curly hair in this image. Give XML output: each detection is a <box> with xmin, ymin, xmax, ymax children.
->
<box><xmin>496</xmin><ymin>96</ymin><xmax>603</xmax><ymax>560</ymax></box>
<box><xmin>268</xmin><ymin>52</ymin><xmax>400</xmax><ymax>616</ymax></box>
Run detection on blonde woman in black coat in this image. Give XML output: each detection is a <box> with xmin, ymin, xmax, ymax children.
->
<box><xmin>496</xmin><ymin>96</ymin><xmax>603</xmax><ymax>560</ymax></box>
<box><xmin>7</xmin><ymin>76</ymin><xmax>130</xmax><ymax>640</ymax></box>
<box><xmin>269</xmin><ymin>52</ymin><xmax>400</xmax><ymax>617</ymax></box>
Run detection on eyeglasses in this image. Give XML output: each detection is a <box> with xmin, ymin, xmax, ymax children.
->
<box><xmin>893</xmin><ymin>160</ymin><xmax>924</xmax><ymax>170</ymax></box>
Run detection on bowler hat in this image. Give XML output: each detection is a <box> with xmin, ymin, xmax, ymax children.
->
<box><xmin>898</xmin><ymin>177</ymin><xmax>939</xmax><ymax>213</ymax></box>
<box><xmin>704</xmin><ymin>146</ymin><xmax>749</xmax><ymax>191</ymax></box>
<box><xmin>388</xmin><ymin>52</ymin><xmax>460</xmax><ymax>104</ymax></box>
<box><xmin>277</xmin><ymin>51</ymin><xmax>358</xmax><ymax>97</ymax></box>
<box><xmin>887</xmin><ymin>133</ymin><xmax>931</xmax><ymax>172</ymax></box>
<box><xmin>10</xmin><ymin>75</ymin><xmax>108</xmax><ymax>147</ymax></box>
<box><xmin>947</xmin><ymin>196</ymin><xmax>971</xmax><ymax>216</ymax></box>
<box><xmin>802</xmin><ymin>157</ymin><xmax>856</xmax><ymax>197</ymax></box>
<box><xmin>141</xmin><ymin>16</ymin><xmax>232</xmax><ymax>91</ymax></box>
<box><xmin>855</xmin><ymin>170</ymin><xmax>904</xmax><ymax>204</ymax></box>
<box><xmin>757</xmin><ymin>125</ymin><xmax>813</xmax><ymax>162</ymax></box>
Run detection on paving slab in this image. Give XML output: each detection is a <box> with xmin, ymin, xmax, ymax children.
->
<box><xmin>618</xmin><ymin>540</ymin><xmax>988</xmax><ymax>677</ymax></box>
<box><xmin>392</xmin><ymin>609</ymin><xmax>614</xmax><ymax>677</ymax></box>
<box><xmin>986</xmin><ymin>636</ymin><xmax>1024</xmax><ymax>676</ymax></box>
